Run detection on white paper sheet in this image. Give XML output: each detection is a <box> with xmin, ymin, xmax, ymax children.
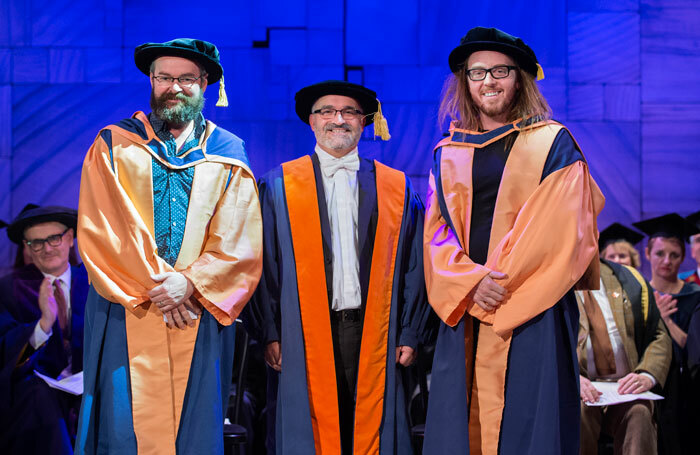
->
<box><xmin>584</xmin><ymin>381</ymin><xmax>663</xmax><ymax>407</ymax></box>
<box><xmin>34</xmin><ymin>370</ymin><xmax>83</xmax><ymax>395</ymax></box>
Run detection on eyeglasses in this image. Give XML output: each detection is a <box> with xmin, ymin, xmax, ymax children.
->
<box><xmin>466</xmin><ymin>65</ymin><xmax>518</xmax><ymax>81</ymax></box>
<box><xmin>24</xmin><ymin>228</ymin><xmax>70</xmax><ymax>252</ymax></box>
<box><xmin>152</xmin><ymin>75</ymin><xmax>204</xmax><ymax>88</ymax></box>
<box><xmin>312</xmin><ymin>108</ymin><xmax>364</xmax><ymax>120</ymax></box>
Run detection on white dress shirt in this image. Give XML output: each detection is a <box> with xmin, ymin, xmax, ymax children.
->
<box><xmin>29</xmin><ymin>266</ymin><xmax>72</xmax><ymax>349</ymax></box>
<box><xmin>315</xmin><ymin>145</ymin><xmax>361</xmax><ymax>311</ymax></box>
<box><xmin>584</xmin><ymin>278</ymin><xmax>656</xmax><ymax>385</ymax></box>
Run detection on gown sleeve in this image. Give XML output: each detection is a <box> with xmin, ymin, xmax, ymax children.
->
<box><xmin>423</xmin><ymin>168</ymin><xmax>492</xmax><ymax>326</ymax></box>
<box><xmin>469</xmin><ymin>160</ymin><xmax>604</xmax><ymax>335</ymax></box>
<box><xmin>180</xmin><ymin>166</ymin><xmax>263</xmax><ymax>325</ymax></box>
<box><xmin>398</xmin><ymin>187</ymin><xmax>438</xmax><ymax>348</ymax></box>
<box><xmin>242</xmin><ymin>175</ymin><xmax>282</xmax><ymax>344</ymax></box>
<box><xmin>78</xmin><ymin>132</ymin><xmax>263</xmax><ymax>325</ymax></box>
<box><xmin>77</xmin><ymin>132</ymin><xmax>173</xmax><ymax>309</ymax></box>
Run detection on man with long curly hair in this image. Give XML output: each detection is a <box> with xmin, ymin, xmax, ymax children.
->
<box><xmin>423</xmin><ymin>27</ymin><xmax>605</xmax><ymax>454</ymax></box>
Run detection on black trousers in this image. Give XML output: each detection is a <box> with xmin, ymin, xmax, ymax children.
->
<box><xmin>330</xmin><ymin>312</ymin><xmax>363</xmax><ymax>455</ymax></box>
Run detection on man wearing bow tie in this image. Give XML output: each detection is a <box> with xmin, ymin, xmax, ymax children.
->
<box><xmin>246</xmin><ymin>80</ymin><xmax>435</xmax><ymax>454</ymax></box>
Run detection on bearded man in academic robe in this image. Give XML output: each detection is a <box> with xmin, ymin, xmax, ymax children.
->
<box><xmin>74</xmin><ymin>38</ymin><xmax>262</xmax><ymax>454</ymax></box>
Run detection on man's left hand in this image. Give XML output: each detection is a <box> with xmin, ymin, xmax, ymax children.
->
<box><xmin>163</xmin><ymin>305</ymin><xmax>196</xmax><ymax>330</ymax></box>
<box><xmin>148</xmin><ymin>272</ymin><xmax>194</xmax><ymax>312</ymax></box>
<box><xmin>396</xmin><ymin>346</ymin><xmax>416</xmax><ymax>367</ymax></box>
<box><xmin>617</xmin><ymin>372</ymin><xmax>653</xmax><ymax>395</ymax></box>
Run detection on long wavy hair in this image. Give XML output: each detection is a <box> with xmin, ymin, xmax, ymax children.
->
<box><xmin>438</xmin><ymin>63</ymin><xmax>552</xmax><ymax>131</ymax></box>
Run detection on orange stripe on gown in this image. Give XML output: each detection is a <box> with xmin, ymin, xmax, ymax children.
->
<box><xmin>124</xmin><ymin>305</ymin><xmax>200</xmax><ymax>455</ymax></box>
<box><xmin>283</xmin><ymin>156</ymin><xmax>406</xmax><ymax>454</ymax></box>
<box><xmin>353</xmin><ymin>162</ymin><xmax>405</xmax><ymax>454</ymax></box>
<box><xmin>469</xmin><ymin>123</ymin><xmax>555</xmax><ymax>455</ymax></box>
<box><xmin>283</xmin><ymin>156</ymin><xmax>342</xmax><ymax>454</ymax></box>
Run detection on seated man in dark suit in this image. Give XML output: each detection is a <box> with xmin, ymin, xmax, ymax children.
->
<box><xmin>0</xmin><ymin>205</ymin><xmax>89</xmax><ymax>454</ymax></box>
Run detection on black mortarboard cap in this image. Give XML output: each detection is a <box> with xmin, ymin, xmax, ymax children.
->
<box><xmin>632</xmin><ymin>213</ymin><xmax>698</xmax><ymax>243</ymax></box>
<box><xmin>448</xmin><ymin>27</ymin><xmax>544</xmax><ymax>80</ymax></box>
<box><xmin>599</xmin><ymin>223</ymin><xmax>645</xmax><ymax>251</ymax></box>
<box><xmin>685</xmin><ymin>211</ymin><xmax>700</xmax><ymax>242</ymax></box>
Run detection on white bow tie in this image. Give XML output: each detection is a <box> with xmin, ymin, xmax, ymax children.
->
<box><xmin>320</xmin><ymin>154</ymin><xmax>360</xmax><ymax>178</ymax></box>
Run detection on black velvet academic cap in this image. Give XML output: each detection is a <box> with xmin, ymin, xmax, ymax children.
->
<box><xmin>294</xmin><ymin>80</ymin><xmax>379</xmax><ymax>125</ymax></box>
<box><xmin>448</xmin><ymin>26</ymin><xmax>541</xmax><ymax>78</ymax></box>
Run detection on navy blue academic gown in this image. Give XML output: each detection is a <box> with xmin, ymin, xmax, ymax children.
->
<box><xmin>245</xmin><ymin>154</ymin><xmax>435</xmax><ymax>454</ymax></box>
<box><xmin>0</xmin><ymin>264</ymin><xmax>88</xmax><ymax>454</ymax></box>
<box><xmin>658</xmin><ymin>282</ymin><xmax>700</xmax><ymax>455</ymax></box>
<box><xmin>423</xmin><ymin>125</ymin><xmax>593</xmax><ymax>455</ymax></box>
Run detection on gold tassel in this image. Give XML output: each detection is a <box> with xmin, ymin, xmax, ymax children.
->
<box><xmin>536</xmin><ymin>63</ymin><xmax>545</xmax><ymax>81</ymax></box>
<box><xmin>216</xmin><ymin>74</ymin><xmax>228</xmax><ymax>107</ymax></box>
<box><xmin>373</xmin><ymin>99</ymin><xmax>391</xmax><ymax>141</ymax></box>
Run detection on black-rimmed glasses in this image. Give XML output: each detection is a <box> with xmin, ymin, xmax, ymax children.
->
<box><xmin>466</xmin><ymin>65</ymin><xmax>518</xmax><ymax>81</ymax></box>
<box><xmin>152</xmin><ymin>75</ymin><xmax>204</xmax><ymax>88</ymax></box>
<box><xmin>24</xmin><ymin>228</ymin><xmax>70</xmax><ymax>251</ymax></box>
<box><xmin>312</xmin><ymin>108</ymin><xmax>364</xmax><ymax>120</ymax></box>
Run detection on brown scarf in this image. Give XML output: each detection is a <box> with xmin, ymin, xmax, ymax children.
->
<box><xmin>582</xmin><ymin>290</ymin><xmax>616</xmax><ymax>376</ymax></box>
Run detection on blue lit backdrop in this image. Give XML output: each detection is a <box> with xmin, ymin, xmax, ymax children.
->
<box><xmin>1</xmin><ymin>0</ymin><xmax>699</xmax><ymax>274</ymax></box>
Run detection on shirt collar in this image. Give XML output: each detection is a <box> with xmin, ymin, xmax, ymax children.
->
<box><xmin>42</xmin><ymin>265</ymin><xmax>72</xmax><ymax>287</ymax></box>
<box><xmin>148</xmin><ymin>112</ymin><xmax>206</xmax><ymax>143</ymax></box>
<box><xmin>314</xmin><ymin>145</ymin><xmax>359</xmax><ymax>164</ymax></box>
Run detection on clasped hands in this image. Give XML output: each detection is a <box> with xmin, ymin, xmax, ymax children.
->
<box><xmin>147</xmin><ymin>272</ymin><xmax>202</xmax><ymax>329</ymax></box>
<box><xmin>471</xmin><ymin>271</ymin><xmax>509</xmax><ymax>312</ymax></box>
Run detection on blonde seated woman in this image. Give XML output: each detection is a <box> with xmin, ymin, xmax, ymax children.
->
<box><xmin>599</xmin><ymin>223</ymin><xmax>644</xmax><ymax>269</ymax></box>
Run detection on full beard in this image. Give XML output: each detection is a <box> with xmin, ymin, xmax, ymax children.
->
<box><xmin>150</xmin><ymin>90</ymin><xmax>205</xmax><ymax>125</ymax></box>
<box><xmin>471</xmin><ymin>84</ymin><xmax>520</xmax><ymax>125</ymax></box>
